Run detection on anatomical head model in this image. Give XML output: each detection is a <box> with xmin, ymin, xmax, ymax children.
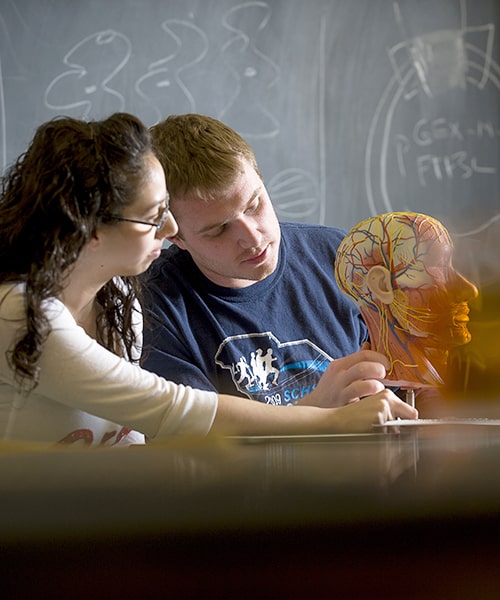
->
<box><xmin>335</xmin><ymin>212</ymin><xmax>478</xmax><ymax>389</ymax></box>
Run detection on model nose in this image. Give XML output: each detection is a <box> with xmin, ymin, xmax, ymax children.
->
<box><xmin>451</xmin><ymin>270</ymin><xmax>479</xmax><ymax>303</ymax></box>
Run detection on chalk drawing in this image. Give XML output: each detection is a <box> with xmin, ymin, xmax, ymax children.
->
<box><xmin>267</xmin><ymin>168</ymin><xmax>321</xmax><ymax>221</ymax></box>
<box><xmin>365</xmin><ymin>0</ymin><xmax>500</xmax><ymax>237</ymax></box>
<box><xmin>44</xmin><ymin>29</ymin><xmax>131</xmax><ymax>118</ymax></box>
<box><xmin>218</xmin><ymin>2</ymin><xmax>280</xmax><ymax>139</ymax></box>
<box><xmin>135</xmin><ymin>19</ymin><xmax>209</xmax><ymax>124</ymax></box>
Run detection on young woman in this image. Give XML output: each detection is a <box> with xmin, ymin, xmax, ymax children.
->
<box><xmin>0</xmin><ymin>113</ymin><xmax>416</xmax><ymax>446</ymax></box>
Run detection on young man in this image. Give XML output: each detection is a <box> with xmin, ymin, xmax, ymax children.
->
<box><xmin>141</xmin><ymin>114</ymin><xmax>402</xmax><ymax>411</ymax></box>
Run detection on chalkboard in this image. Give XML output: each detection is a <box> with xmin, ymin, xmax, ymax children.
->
<box><xmin>1</xmin><ymin>0</ymin><xmax>500</xmax><ymax>277</ymax></box>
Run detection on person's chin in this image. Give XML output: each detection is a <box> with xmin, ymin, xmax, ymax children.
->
<box><xmin>450</xmin><ymin>329</ymin><xmax>472</xmax><ymax>346</ymax></box>
<box><xmin>253</xmin><ymin>263</ymin><xmax>276</xmax><ymax>283</ymax></box>
<box><xmin>128</xmin><ymin>259</ymin><xmax>154</xmax><ymax>276</ymax></box>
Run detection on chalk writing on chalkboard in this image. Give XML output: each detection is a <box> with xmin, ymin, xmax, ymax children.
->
<box><xmin>38</xmin><ymin>1</ymin><xmax>325</xmax><ymax>224</ymax></box>
<box><xmin>365</xmin><ymin>0</ymin><xmax>500</xmax><ymax>237</ymax></box>
<box><xmin>44</xmin><ymin>30</ymin><xmax>130</xmax><ymax>118</ymax></box>
<box><xmin>135</xmin><ymin>19</ymin><xmax>209</xmax><ymax>124</ymax></box>
<box><xmin>218</xmin><ymin>2</ymin><xmax>280</xmax><ymax>140</ymax></box>
<box><xmin>1</xmin><ymin>0</ymin><xmax>498</xmax><ymax>243</ymax></box>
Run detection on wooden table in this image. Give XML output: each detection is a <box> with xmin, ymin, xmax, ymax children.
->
<box><xmin>2</xmin><ymin>422</ymin><xmax>500</xmax><ymax>598</ymax></box>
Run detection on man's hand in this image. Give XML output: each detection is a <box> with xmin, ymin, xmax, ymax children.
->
<box><xmin>298</xmin><ymin>346</ymin><xmax>390</xmax><ymax>408</ymax></box>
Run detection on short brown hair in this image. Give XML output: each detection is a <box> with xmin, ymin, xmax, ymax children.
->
<box><xmin>150</xmin><ymin>113</ymin><xmax>261</xmax><ymax>199</ymax></box>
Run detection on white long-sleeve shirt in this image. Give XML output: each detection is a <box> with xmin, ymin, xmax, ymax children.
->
<box><xmin>0</xmin><ymin>283</ymin><xmax>217</xmax><ymax>446</ymax></box>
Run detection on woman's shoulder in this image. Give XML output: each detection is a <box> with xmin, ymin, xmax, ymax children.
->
<box><xmin>0</xmin><ymin>282</ymin><xmax>26</xmax><ymax>318</ymax></box>
<box><xmin>0</xmin><ymin>282</ymin><xmax>71</xmax><ymax>325</ymax></box>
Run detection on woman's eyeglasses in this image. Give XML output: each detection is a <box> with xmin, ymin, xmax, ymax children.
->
<box><xmin>111</xmin><ymin>206</ymin><xmax>170</xmax><ymax>232</ymax></box>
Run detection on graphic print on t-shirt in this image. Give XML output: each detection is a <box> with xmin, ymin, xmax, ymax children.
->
<box><xmin>214</xmin><ymin>332</ymin><xmax>332</xmax><ymax>405</ymax></box>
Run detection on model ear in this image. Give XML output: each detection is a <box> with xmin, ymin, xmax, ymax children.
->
<box><xmin>366</xmin><ymin>265</ymin><xmax>394</xmax><ymax>304</ymax></box>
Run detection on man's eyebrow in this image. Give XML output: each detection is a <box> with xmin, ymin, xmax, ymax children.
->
<box><xmin>247</xmin><ymin>187</ymin><xmax>262</xmax><ymax>204</ymax></box>
<box><xmin>197</xmin><ymin>220</ymin><xmax>227</xmax><ymax>235</ymax></box>
<box><xmin>196</xmin><ymin>186</ymin><xmax>262</xmax><ymax>235</ymax></box>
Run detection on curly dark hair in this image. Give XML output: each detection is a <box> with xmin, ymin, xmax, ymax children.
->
<box><xmin>0</xmin><ymin>112</ymin><xmax>153</xmax><ymax>390</ymax></box>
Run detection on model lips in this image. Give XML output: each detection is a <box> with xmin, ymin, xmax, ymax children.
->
<box><xmin>453</xmin><ymin>304</ymin><xmax>470</xmax><ymax>325</ymax></box>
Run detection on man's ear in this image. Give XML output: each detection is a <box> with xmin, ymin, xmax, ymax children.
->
<box><xmin>365</xmin><ymin>265</ymin><xmax>394</xmax><ymax>304</ymax></box>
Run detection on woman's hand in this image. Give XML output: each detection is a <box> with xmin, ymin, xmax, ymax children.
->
<box><xmin>324</xmin><ymin>388</ymin><xmax>418</xmax><ymax>433</ymax></box>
